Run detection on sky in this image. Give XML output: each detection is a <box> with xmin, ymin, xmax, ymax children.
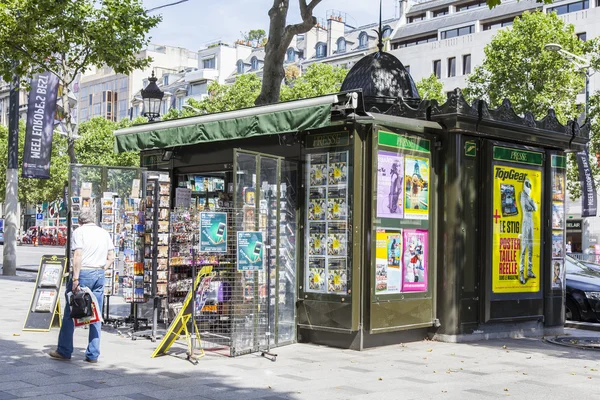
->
<box><xmin>142</xmin><ymin>0</ymin><xmax>402</xmax><ymax>51</ymax></box>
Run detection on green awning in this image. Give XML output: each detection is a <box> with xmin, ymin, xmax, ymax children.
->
<box><xmin>114</xmin><ymin>103</ymin><xmax>333</xmax><ymax>153</ymax></box>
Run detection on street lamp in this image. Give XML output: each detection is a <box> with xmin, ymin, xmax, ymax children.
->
<box><xmin>141</xmin><ymin>71</ymin><xmax>164</xmax><ymax>122</ymax></box>
<box><xmin>544</xmin><ymin>43</ymin><xmax>592</xmax><ymax>118</ymax></box>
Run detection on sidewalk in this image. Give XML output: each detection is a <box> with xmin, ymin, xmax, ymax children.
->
<box><xmin>1</xmin><ymin>275</ymin><xmax>599</xmax><ymax>400</ymax></box>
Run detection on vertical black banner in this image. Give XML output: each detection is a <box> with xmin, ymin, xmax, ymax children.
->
<box><xmin>576</xmin><ymin>147</ymin><xmax>597</xmax><ymax>217</ymax></box>
<box><xmin>22</xmin><ymin>72</ymin><xmax>59</xmax><ymax>179</ymax></box>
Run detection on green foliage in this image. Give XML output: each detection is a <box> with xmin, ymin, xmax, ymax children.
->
<box><xmin>241</xmin><ymin>29</ymin><xmax>267</xmax><ymax>47</ymax></box>
<box><xmin>280</xmin><ymin>63</ymin><xmax>348</xmax><ymax>101</ymax></box>
<box><xmin>74</xmin><ymin>117</ymin><xmax>140</xmax><ymax>167</ymax></box>
<box><xmin>0</xmin><ymin>0</ymin><xmax>161</xmax><ymax>83</ymax></box>
<box><xmin>0</xmin><ymin>122</ymin><xmax>69</xmax><ymax>205</ymax></box>
<box><xmin>464</xmin><ymin>11</ymin><xmax>585</xmax><ymax>124</ymax></box>
<box><xmin>415</xmin><ymin>74</ymin><xmax>446</xmax><ymax>104</ymax></box>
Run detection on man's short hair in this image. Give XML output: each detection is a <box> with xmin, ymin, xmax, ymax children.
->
<box><xmin>78</xmin><ymin>211</ymin><xmax>95</xmax><ymax>225</ymax></box>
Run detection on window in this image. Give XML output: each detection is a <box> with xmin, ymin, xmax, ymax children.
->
<box><xmin>548</xmin><ymin>0</ymin><xmax>589</xmax><ymax>15</ymax></box>
<box><xmin>287</xmin><ymin>48</ymin><xmax>295</xmax><ymax>62</ymax></box>
<box><xmin>440</xmin><ymin>25</ymin><xmax>475</xmax><ymax>39</ymax></box>
<box><xmin>433</xmin><ymin>60</ymin><xmax>441</xmax><ymax>79</ymax></box>
<box><xmin>462</xmin><ymin>54</ymin><xmax>472</xmax><ymax>75</ymax></box>
<box><xmin>119</xmin><ymin>99</ymin><xmax>127</xmax><ymax>112</ymax></box>
<box><xmin>382</xmin><ymin>26</ymin><xmax>392</xmax><ymax>39</ymax></box>
<box><xmin>93</xmin><ymin>103</ymin><xmax>101</xmax><ymax>116</ymax></box>
<box><xmin>316</xmin><ymin>42</ymin><xmax>327</xmax><ymax>58</ymax></box>
<box><xmin>251</xmin><ymin>56</ymin><xmax>259</xmax><ymax>70</ymax></box>
<box><xmin>358</xmin><ymin>32</ymin><xmax>368</xmax><ymax>48</ymax></box>
<box><xmin>407</xmin><ymin>13</ymin><xmax>426</xmax><ymax>23</ymax></box>
<box><xmin>80</xmin><ymin>108</ymin><xmax>88</xmax><ymax>121</ymax></box>
<box><xmin>94</xmin><ymin>84</ymin><xmax>101</xmax><ymax>94</ymax></box>
<box><xmin>202</xmin><ymin>57</ymin><xmax>215</xmax><ymax>69</ymax></box>
<box><xmin>448</xmin><ymin>57</ymin><xmax>456</xmax><ymax>77</ymax></box>
<box><xmin>177</xmin><ymin>97</ymin><xmax>184</xmax><ymax>110</ymax></box>
<box><xmin>120</xmin><ymin>77</ymin><xmax>128</xmax><ymax>89</ymax></box>
<box><xmin>190</xmin><ymin>82</ymin><xmax>207</xmax><ymax>96</ymax></box>
<box><xmin>456</xmin><ymin>0</ymin><xmax>486</xmax><ymax>12</ymax></box>
<box><xmin>433</xmin><ymin>8</ymin><xmax>449</xmax><ymax>17</ymax></box>
<box><xmin>577</xmin><ymin>32</ymin><xmax>587</xmax><ymax>41</ymax></box>
<box><xmin>80</xmin><ymin>86</ymin><xmax>88</xmax><ymax>99</ymax></box>
<box><xmin>337</xmin><ymin>37</ymin><xmax>346</xmax><ymax>53</ymax></box>
<box><xmin>482</xmin><ymin>17</ymin><xmax>515</xmax><ymax>30</ymax></box>
<box><xmin>88</xmin><ymin>94</ymin><xmax>93</xmax><ymax>106</ymax></box>
<box><xmin>237</xmin><ymin>59</ymin><xmax>244</xmax><ymax>74</ymax></box>
<box><xmin>395</xmin><ymin>34</ymin><xmax>438</xmax><ymax>48</ymax></box>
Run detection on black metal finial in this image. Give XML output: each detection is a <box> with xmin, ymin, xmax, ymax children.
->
<box><xmin>375</xmin><ymin>0</ymin><xmax>384</xmax><ymax>52</ymax></box>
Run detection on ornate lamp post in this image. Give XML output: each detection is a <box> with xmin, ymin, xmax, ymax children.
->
<box><xmin>141</xmin><ymin>71</ymin><xmax>164</xmax><ymax>122</ymax></box>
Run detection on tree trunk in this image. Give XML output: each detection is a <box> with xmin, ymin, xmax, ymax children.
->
<box><xmin>60</xmin><ymin>60</ymin><xmax>77</xmax><ymax>164</ymax></box>
<box><xmin>255</xmin><ymin>0</ymin><xmax>322</xmax><ymax>106</ymax></box>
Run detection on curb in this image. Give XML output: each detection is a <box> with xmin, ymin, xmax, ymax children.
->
<box><xmin>565</xmin><ymin>321</ymin><xmax>600</xmax><ymax>332</ymax></box>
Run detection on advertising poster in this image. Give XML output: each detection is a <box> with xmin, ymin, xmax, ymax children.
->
<box><xmin>308</xmin><ymin>198</ymin><xmax>326</xmax><ymax>221</ymax></box>
<box><xmin>308</xmin><ymin>258</ymin><xmax>326</xmax><ymax>292</ymax></box>
<box><xmin>377</xmin><ymin>151</ymin><xmax>404</xmax><ymax>219</ymax></box>
<box><xmin>552</xmin><ymin>203</ymin><xmax>564</xmax><ymax>229</ymax></box>
<box><xmin>309</xmin><ymin>160</ymin><xmax>328</xmax><ymax>186</ymax></box>
<box><xmin>200</xmin><ymin>212</ymin><xmax>227</xmax><ymax>253</ymax></box>
<box><xmin>552</xmin><ymin>170</ymin><xmax>565</xmax><ymax>202</ymax></box>
<box><xmin>552</xmin><ymin>231</ymin><xmax>563</xmax><ymax>258</ymax></box>
<box><xmin>402</xmin><ymin>229</ymin><xmax>428</xmax><ymax>292</ymax></box>
<box><xmin>375</xmin><ymin>231</ymin><xmax>403</xmax><ymax>294</ymax></box>
<box><xmin>33</xmin><ymin>289</ymin><xmax>57</xmax><ymax>312</ymax></box>
<box><xmin>551</xmin><ymin>259</ymin><xmax>565</xmax><ymax>290</ymax></box>
<box><xmin>39</xmin><ymin>264</ymin><xmax>62</xmax><ymax>287</ymax></box>
<box><xmin>194</xmin><ymin>276</ymin><xmax>214</xmax><ymax>313</ymax></box>
<box><xmin>308</xmin><ymin>230</ymin><xmax>326</xmax><ymax>255</ymax></box>
<box><xmin>404</xmin><ymin>156</ymin><xmax>429</xmax><ymax>219</ymax></box>
<box><xmin>492</xmin><ymin>165</ymin><xmax>542</xmax><ymax>293</ymax></box>
<box><xmin>327</xmin><ymin>188</ymin><xmax>347</xmax><ymax>220</ymax></box>
<box><xmin>327</xmin><ymin>226</ymin><xmax>347</xmax><ymax>256</ymax></box>
<box><xmin>237</xmin><ymin>231</ymin><xmax>264</xmax><ymax>271</ymax></box>
<box><xmin>327</xmin><ymin>259</ymin><xmax>347</xmax><ymax>294</ymax></box>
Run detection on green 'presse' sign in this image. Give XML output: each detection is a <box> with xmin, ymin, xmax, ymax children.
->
<box><xmin>378</xmin><ymin>131</ymin><xmax>430</xmax><ymax>153</ymax></box>
<box><xmin>552</xmin><ymin>155</ymin><xmax>566</xmax><ymax>169</ymax></box>
<box><xmin>493</xmin><ymin>146</ymin><xmax>543</xmax><ymax>166</ymax></box>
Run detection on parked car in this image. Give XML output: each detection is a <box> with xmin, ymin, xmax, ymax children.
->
<box><xmin>565</xmin><ymin>255</ymin><xmax>600</xmax><ymax>322</ymax></box>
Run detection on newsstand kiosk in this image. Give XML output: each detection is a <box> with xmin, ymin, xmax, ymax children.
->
<box><xmin>113</xmin><ymin>48</ymin><xmax>588</xmax><ymax>352</ymax></box>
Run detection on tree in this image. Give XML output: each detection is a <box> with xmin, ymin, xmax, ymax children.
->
<box><xmin>241</xmin><ymin>29</ymin><xmax>267</xmax><ymax>47</ymax></box>
<box><xmin>0</xmin><ymin>122</ymin><xmax>69</xmax><ymax>205</ymax></box>
<box><xmin>255</xmin><ymin>0</ymin><xmax>323</xmax><ymax>106</ymax></box>
<box><xmin>74</xmin><ymin>118</ymin><xmax>140</xmax><ymax>167</ymax></box>
<box><xmin>280</xmin><ymin>63</ymin><xmax>348</xmax><ymax>101</ymax></box>
<box><xmin>463</xmin><ymin>11</ymin><xmax>585</xmax><ymax>124</ymax></box>
<box><xmin>0</xmin><ymin>0</ymin><xmax>161</xmax><ymax>163</ymax></box>
<box><xmin>416</xmin><ymin>74</ymin><xmax>446</xmax><ymax>104</ymax></box>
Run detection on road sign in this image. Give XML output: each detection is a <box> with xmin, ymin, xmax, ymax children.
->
<box><xmin>36</xmin><ymin>213</ymin><xmax>44</xmax><ymax>227</ymax></box>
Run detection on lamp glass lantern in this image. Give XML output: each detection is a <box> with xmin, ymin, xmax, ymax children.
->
<box><xmin>141</xmin><ymin>71</ymin><xmax>164</xmax><ymax>121</ymax></box>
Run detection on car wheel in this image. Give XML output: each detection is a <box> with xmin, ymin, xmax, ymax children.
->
<box><xmin>566</xmin><ymin>298</ymin><xmax>582</xmax><ymax>321</ymax></box>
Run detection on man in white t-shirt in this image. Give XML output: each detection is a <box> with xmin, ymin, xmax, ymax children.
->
<box><xmin>49</xmin><ymin>211</ymin><xmax>114</xmax><ymax>363</ymax></box>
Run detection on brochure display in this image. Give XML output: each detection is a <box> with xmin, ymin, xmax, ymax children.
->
<box><xmin>305</xmin><ymin>152</ymin><xmax>350</xmax><ymax>295</ymax></box>
<box><xmin>24</xmin><ymin>255</ymin><xmax>68</xmax><ymax>331</ymax></box>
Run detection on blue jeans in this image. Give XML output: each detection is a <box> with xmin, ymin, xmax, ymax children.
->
<box><xmin>57</xmin><ymin>269</ymin><xmax>104</xmax><ymax>360</ymax></box>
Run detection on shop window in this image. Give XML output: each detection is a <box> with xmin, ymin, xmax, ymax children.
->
<box><xmin>433</xmin><ymin>60</ymin><xmax>441</xmax><ymax>79</ymax></box>
<box><xmin>462</xmin><ymin>54</ymin><xmax>471</xmax><ymax>75</ymax></box>
<box><xmin>448</xmin><ymin>57</ymin><xmax>456</xmax><ymax>77</ymax></box>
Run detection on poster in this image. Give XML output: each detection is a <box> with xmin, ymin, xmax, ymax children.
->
<box><xmin>377</xmin><ymin>151</ymin><xmax>404</xmax><ymax>219</ymax></box>
<box><xmin>327</xmin><ymin>259</ymin><xmax>347</xmax><ymax>294</ymax></box>
<box><xmin>552</xmin><ymin>203</ymin><xmax>564</xmax><ymax>229</ymax></box>
<box><xmin>327</xmin><ymin>188</ymin><xmax>347</xmax><ymax>220</ymax></box>
<box><xmin>551</xmin><ymin>259</ymin><xmax>565</xmax><ymax>290</ymax></box>
<box><xmin>309</xmin><ymin>160</ymin><xmax>328</xmax><ymax>186</ymax></box>
<box><xmin>328</xmin><ymin>162</ymin><xmax>347</xmax><ymax>185</ymax></box>
<box><xmin>308</xmin><ymin>197</ymin><xmax>326</xmax><ymax>220</ymax></box>
<box><xmin>33</xmin><ymin>289</ymin><xmax>57</xmax><ymax>312</ymax></box>
<box><xmin>237</xmin><ymin>231</ymin><xmax>264</xmax><ymax>271</ymax></box>
<box><xmin>175</xmin><ymin>187</ymin><xmax>192</xmax><ymax>209</ymax></box>
<box><xmin>375</xmin><ymin>231</ymin><xmax>402</xmax><ymax>294</ymax></box>
<box><xmin>552</xmin><ymin>231</ymin><xmax>563</xmax><ymax>258</ymax></box>
<box><xmin>492</xmin><ymin>165</ymin><xmax>542</xmax><ymax>293</ymax></box>
<box><xmin>552</xmin><ymin>170</ymin><xmax>565</xmax><ymax>201</ymax></box>
<box><xmin>308</xmin><ymin>229</ymin><xmax>326</xmax><ymax>255</ymax></box>
<box><xmin>200</xmin><ymin>212</ymin><xmax>227</xmax><ymax>253</ymax></box>
<box><xmin>308</xmin><ymin>258</ymin><xmax>326</xmax><ymax>291</ymax></box>
<box><xmin>39</xmin><ymin>264</ymin><xmax>62</xmax><ymax>287</ymax></box>
<box><xmin>194</xmin><ymin>276</ymin><xmax>214</xmax><ymax>313</ymax></box>
<box><xmin>404</xmin><ymin>156</ymin><xmax>429</xmax><ymax>219</ymax></box>
<box><xmin>402</xmin><ymin>229</ymin><xmax>428</xmax><ymax>292</ymax></box>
